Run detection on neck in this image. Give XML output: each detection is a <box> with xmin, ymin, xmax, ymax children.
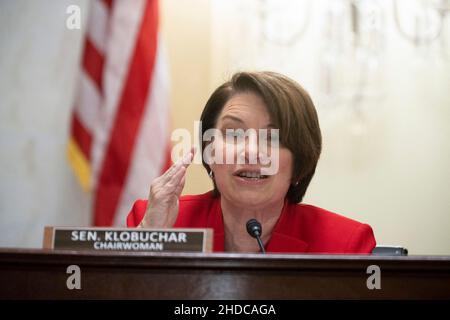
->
<box><xmin>220</xmin><ymin>197</ymin><xmax>285</xmax><ymax>253</ymax></box>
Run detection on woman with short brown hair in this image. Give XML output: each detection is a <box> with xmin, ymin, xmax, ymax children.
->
<box><xmin>127</xmin><ymin>71</ymin><xmax>376</xmax><ymax>253</ymax></box>
<box><xmin>200</xmin><ymin>71</ymin><xmax>322</xmax><ymax>204</ymax></box>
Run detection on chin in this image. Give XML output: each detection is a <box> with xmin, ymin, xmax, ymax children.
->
<box><xmin>229</xmin><ymin>190</ymin><xmax>269</xmax><ymax>207</ymax></box>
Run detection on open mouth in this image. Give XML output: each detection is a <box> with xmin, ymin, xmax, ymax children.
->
<box><xmin>233</xmin><ymin>170</ymin><xmax>269</xmax><ymax>180</ymax></box>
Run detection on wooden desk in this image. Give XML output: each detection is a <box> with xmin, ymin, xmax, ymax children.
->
<box><xmin>0</xmin><ymin>249</ymin><xmax>449</xmax><ymax>299</ymax></box>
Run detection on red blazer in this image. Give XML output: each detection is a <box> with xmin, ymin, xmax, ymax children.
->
<box><xmin>127</xmin><ymin>191</ymin><xmax>376</xmax><ymax>254</ymax></box>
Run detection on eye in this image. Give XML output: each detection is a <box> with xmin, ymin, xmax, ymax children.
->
<box><xmin>268</xmin><ymin>130</ymin><xmax>280</xmax><ymax>142</ymax></box>
<box><xmin>225</xmin><ymin>129</ymin><xmax>245</xmax><ymax>139</ymax></box>
<box><xmin>259</xmin><ymin>129</ymin><xmax>280</xmax><ymax>144</ymax></box>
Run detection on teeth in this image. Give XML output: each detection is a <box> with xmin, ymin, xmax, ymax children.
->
<box><xmin>237</xmin><ymin>171</ymin><xmax>267</xmax><ymax>179</ymax></box>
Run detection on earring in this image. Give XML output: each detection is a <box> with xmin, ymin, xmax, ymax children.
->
<box><xmin>208</xmin><ymin>170</ymin><xmax>214</xmax><ymax>179</ymax></box>
<box><xmin>293</xmin><ymin>181</ymin><xmax>299</xmax><ymax>187</ymax></box>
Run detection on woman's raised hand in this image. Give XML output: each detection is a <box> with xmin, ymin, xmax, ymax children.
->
<box><xmin>139</xmin><ymin>147</ymin><xmax>195</xmax><ymax>228</ymax></box>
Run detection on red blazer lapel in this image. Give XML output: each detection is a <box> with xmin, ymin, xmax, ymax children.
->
<box><xmin>208</xmin><ymin>197</ymin><xmax>225</xmax><ymax>252</ymax></box>
<box><xmin>209</xmin><ymin>197</ymin><xmax>309</xmax><ymax>253</ymax></box>
<box><xmin>266</xmin><ymin>201</ymin><xmax>309</xmax><ymax>253</ymax></box>
<box><xmin>266</xmin><ymin>231</ymin><xmax>308</xmax><ymax>253</ymax></box>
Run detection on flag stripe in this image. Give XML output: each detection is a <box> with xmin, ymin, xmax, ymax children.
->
<box><xmin>75</xmin><ymin>72</ymin><xmax>101</xmax><ymax>132</ymax></box>
<box><xmin>103</xmin><ymin>0</ymin><xmax>113</xmax><ymax>10</ymax></box>
<box><xmin>71</xmin><ymin>113</ymin><xmax>93</xmax><ymax>160</ymax></box>
<box><xmin>82</xmin><ymin>38</ymin><xmax>105</xmax><ymax>92</ymax></box>
<box><xmin>90</xmin><ymin>0</ymin><xmax>147</xmax><ymax>192</ymax></box>
<box><xmin>112</xmin><ymin>41</ymin><xmax>171</xmax><ymax>225</ymax></box>
<box><xmin>87</xmin><ymin>0</ymin><xmax>109</xmax><ymax>53</ymax></box>
<box><xmin>67</xmin><ymin>137</ymin><xmax>92</xmax><ymax>191</ymax></box>
<box><xmin>94</xmin><ymin>0</ymin><xmax>159</xmax><ymax>226</ymax></box>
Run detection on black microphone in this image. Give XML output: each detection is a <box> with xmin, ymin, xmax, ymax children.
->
<box><xmin>246</xmin><ymin>219</ymin><xmax>266</xmax><ymax>254</ymax></box>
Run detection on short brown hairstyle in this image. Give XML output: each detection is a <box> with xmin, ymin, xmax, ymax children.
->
<box><xmin>199</xmin><ymin>71</ymin><xmax>322</xmax><ymax>203</ymax></box>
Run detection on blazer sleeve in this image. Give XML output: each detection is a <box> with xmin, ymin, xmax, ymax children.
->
<box><xmin>126</xmin><ymin>200</ymin><xmax>148</xmax><ymax>227</ymax></box>
<box><xmin>346</xmin><ymin>223</ymin><xmax>377</xmax><ymax>254</ymax></box>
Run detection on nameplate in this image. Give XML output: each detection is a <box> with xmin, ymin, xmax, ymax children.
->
<box><xmin>43</xmin><ymin>227</ymin><xmax>213</xmax><ymax>253</ymax></box>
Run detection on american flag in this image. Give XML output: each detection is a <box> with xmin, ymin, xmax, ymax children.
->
<box><xmin>68</xmin><ymin>0</ymin><xmax>171</xmax><ymax>226</ymax></box>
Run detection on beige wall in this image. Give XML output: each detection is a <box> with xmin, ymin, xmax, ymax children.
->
<box><xmin>161</xmin><ymin>0</ymin><xmax>213</xmax><ymax>196</ymax></box>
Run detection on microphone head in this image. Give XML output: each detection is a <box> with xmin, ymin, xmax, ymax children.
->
<box><xmin>246</xmin><ymin>219</ymin><xmax>262</xmax><ymax>238</ymax></box>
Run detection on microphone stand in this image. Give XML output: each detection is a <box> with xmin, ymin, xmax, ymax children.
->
<box><xmin>246</xmin><ymin>219</ymin><xmax>266</xmax><ymax>254</ymax></box>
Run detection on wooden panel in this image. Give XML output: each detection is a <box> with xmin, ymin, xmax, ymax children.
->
<box><xmin>0</xmin><ymin>249</ymin><xmax>449</xmax><ymax>299</ymax></box>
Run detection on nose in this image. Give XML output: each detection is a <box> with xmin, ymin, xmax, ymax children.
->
<box><xmin>237</xmin><ymin>130</ymin><xmax>259</xmax><ymax>165</ymax></box>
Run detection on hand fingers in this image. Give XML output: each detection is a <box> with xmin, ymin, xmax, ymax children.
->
<box><xmin>161</xmin><ymin>160</ymin><xmax>180</xmax><ymax>180</ymax></box>
<box><xmin>150</xmin><ymin>166</ymin><xmax>184</xmax><ymax>200</ymax></box>
<box><xmin>180</xmin><ymin>148</ymin><xmax>195</xmax><ymax>168</ymax></box>
<box><xmin>159</xmin><ymin>149</ymin><xmax>193</xmax><ymax>183</ymax></box>
<box><xmin>188</xmin><ymin>146</ymin><xmax>197</xmax><ymax>162</ymax></box>
<box><xmin>159</xmin><ymin>159</ymin><xmax>183</xmax><ymax>185</ymax></box>
<box><xmin>164</xmin><ymin>165</ymin><xmax>186</xmax><ymax>192</ymax></box>
<box><xmin>174</xmin><ymin>174</ymin><xmax>186</xmax><ymax>198</ymax></box>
